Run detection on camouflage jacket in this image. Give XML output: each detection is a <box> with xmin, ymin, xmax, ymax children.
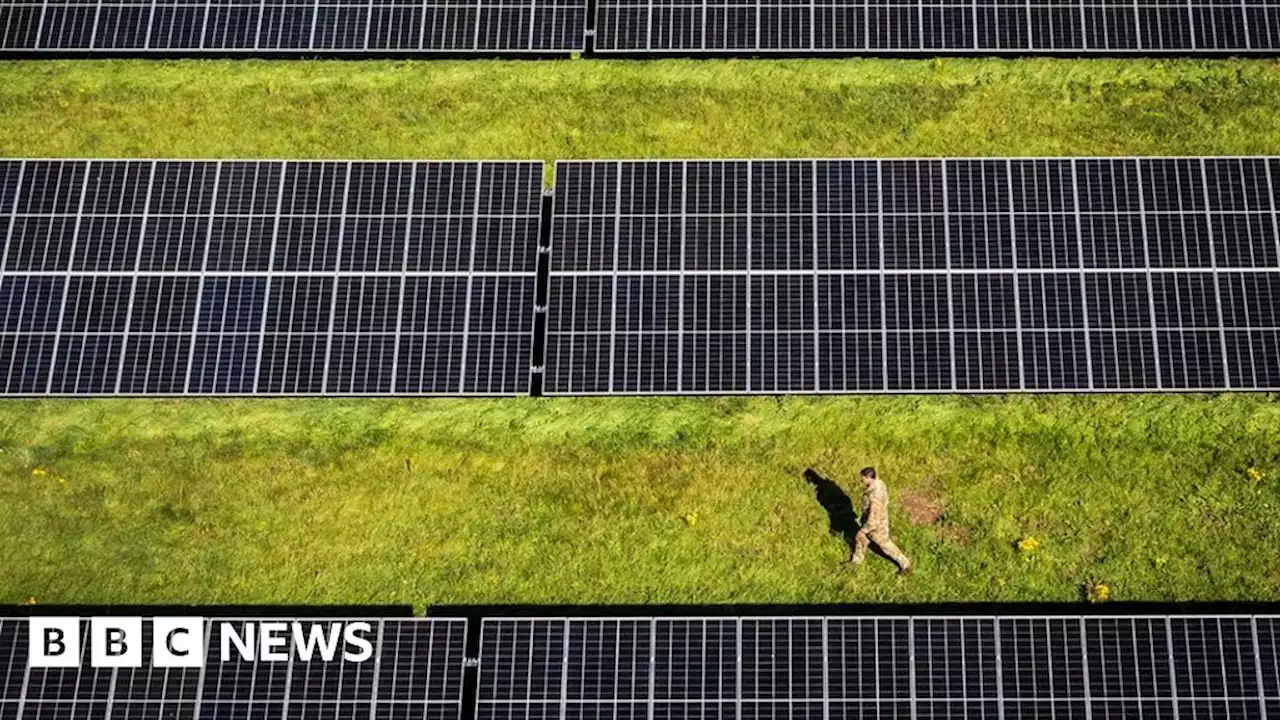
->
<box><xmin>861</xmin><ymin>478</ymin><xmax>890</xmax><ymax>534</ymax></box>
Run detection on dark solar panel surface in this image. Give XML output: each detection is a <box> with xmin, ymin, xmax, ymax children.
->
<box><xmin>0</xmin><ymin>0</ymin><xmax>585</xmax><ymax>53</ymax></box>
<box><xmin>480</xmin><ymin>616</ymin><xmax>1277</xmax><ymax>720</ymax></box>
<box><xmin>546</xmin><ymin>157</ymin><xmax>1280</xmax><ymax>394</ymax></box>
<box><xmin>3</xmin><ymin>616</ymin><xmax>1277</xmax><ymax>719</ymax></box>
<box><xmin>593</xmin><ymin>0</ymin><xmax>1280</xmax><ymax>53</ymax></box>
<box><xmin>3</xmin><ymin>619</ymin><xmax>468</xmax><ymax>720</ymax></box>
<box><xmin>0</xmin><ymin>159</ymin><xmax>541</xmax><ymax>396</ymax></box>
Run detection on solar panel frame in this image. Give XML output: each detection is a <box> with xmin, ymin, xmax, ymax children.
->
<box><xmin>0</xmin><ymin>158</ymin><xmax>542</xmax><ymax>397</ymax></box>
<box><xmin>6</xmin><ymin>618</ymin><xmax>469</xmax><ymax>720</ymax></box>
<box><xmin>478</xmin><ymin>615</ymin><xmax>1273</xmax><ymax>720</ymax></box>
<box><xmin>0</xmin><ymin>0</ymin><xmax>586</xmax><ymax>53</ymax></box>
<box><xmin>591</xmin><ymin>0</ymin><xmax>1280</xmax><ymax>55</ymax></box>
<box><xmin>545</xmin><ymin>156</ymin><xmax>1280</xmax><ymax>396</ymax></box>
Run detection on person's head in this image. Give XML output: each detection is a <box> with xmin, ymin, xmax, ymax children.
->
<box><xmin>859</xmin><ymin>466</ymin><xmax>877</xmax><ymax>487</ymax></box>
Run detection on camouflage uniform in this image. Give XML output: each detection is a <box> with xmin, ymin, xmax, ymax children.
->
<box><xmin>852</xmin><ymin>477</ymin><xmax>912</xmax><ymax>571</ymax></box>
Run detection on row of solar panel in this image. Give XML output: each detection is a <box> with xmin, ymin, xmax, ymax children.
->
<box><xmin>2</xmin><ymin>616</ymin><xmax>1278</xmax><ymax>719</ymax></box>
<box><xmin>0</xmin><ymin>618</ymin><xmax>467</xmax><ymax>720</ymax></box>
<box><xmin>544</xmin><ymin>158</ymin><xmax>1280</xmax><ymax>394</ymax></box>
<box><xmin>0</xmin><ymin>0</ymin><xmax>1278</xmax><ymax>53</ymax></box>
<box><xmin>0</xmin><ymin>160</ymin><xmax>539</xmax><ymax>395</ymax></box>
<box><xmin>478</xmin><ymin>617</ymin><xmax>1280</xmax><ymax>706</ymax></box>
<box><xmin>3</xmin><ymin>158</ymin><xmax>1280</xmax><ymax>395</ymax></box>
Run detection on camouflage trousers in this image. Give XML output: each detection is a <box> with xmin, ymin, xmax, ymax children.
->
<box><xmin>852</xmin><ymin>528</ymin><xmax>911</xmax><ymax>571</ymax></box>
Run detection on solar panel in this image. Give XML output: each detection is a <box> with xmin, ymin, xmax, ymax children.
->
<box><xmin>4</xmin><ymin>618</ymin><xmax>467</xmax><ymax>720</ymax></box>
<box><xmin>0</xmin><ymin>0</ymin><xmax>585</xmax><ymax>53</ymax></box>
<box><xmin>479</xmin><ymin>615</ymin><xmax>1273</xmax><ymax>720</ymax></box>
<box><xmin>593</xmin><ymin>0</ymin><xmax>1280</xmax><ymax>54</ymax></box>
<box><xmin>0</xmin><ymin>159</ymin><xmax>542</xmax><ymax>396</ymax></box>
<box><xmin>545</xmin><ymin>157</ymin><xmax>1280</xmax><ymax>394</ymax></box>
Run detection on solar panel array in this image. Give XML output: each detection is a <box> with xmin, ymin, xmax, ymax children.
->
<box><xmin>2</xmin><ymin>0</ymin><xmax>1279</xmax><ymax>55</ymax></box>
<box><xmin>4</xmin><ymin>156</ymin><xmax>1280</xmax><ymax>396</ymax></box>
<box><xmin>2</xmin><ymin>614</ymin><xmax>1277</xmax><ymax>720</ymax></box>
<box><xmin>593</xmin><ymin>0</ymin><xmax>1280</xmax><ymax>53</ymax></box>
<box><xmin>0</xmin><ymin>159</ymin><xmax>541</xmax><ymax>396</ymax></box>
<box><xmin>0</xmin><ymin>617</ymin><xmax>468</xmax><ymax>720</ymax></box>
<box><xmin>480</xmin><ymin>615</ymin><xmax>1280</xmax><ymax>720</ymax></box>
<box><xmin>545</xmin><ymin>158</ymin><xmax>1280</xmax><ymax>394</ymax></box>
<box><xmin>0</xmin><ymin>0</ymin><xmax>585</xmax><ymax>53</ymax></box>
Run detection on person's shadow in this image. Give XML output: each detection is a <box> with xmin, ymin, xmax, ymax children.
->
<box><xmin>804</xmin><ymin>469</ymin><xmax>861</xmax><ymax>561</ymax></box>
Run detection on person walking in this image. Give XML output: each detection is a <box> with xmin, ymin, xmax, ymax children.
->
<box><xmin>851</xmin><ymin>466</ymin><xmax>913</xmax><ymax>574</ymax></box>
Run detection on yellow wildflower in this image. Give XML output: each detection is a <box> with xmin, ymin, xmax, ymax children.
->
<box><xmin>1247</xmin><ymin>467</ymin><xmax>1265</xmax><ymax>484</ymax></box>
<box><xmin>1016</xmin><ymin>536</ymin><xmax>1041</xmax><ymax>555</ymax></box>
<box><xmin>32</xmin><ymin>467</ymin><xmax>49</xmax><ymax>477</ymax></box>
<box><xmin>1086</xmin><ymin>582</ymin><xmax>1112</xmax><ymax>603</ymax></box>
<box><xmin>684</xmin><ymin>512</ymin><xmax>698</xmax><ymax>527</ymax></box>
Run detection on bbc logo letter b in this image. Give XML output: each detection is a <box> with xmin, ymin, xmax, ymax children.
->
<box><xmin>91</xmin><ymin>617</ymin><xmax>142</xmax><ymax>668</ymax></box>
<box><xmin>29</xmin><ymin>617</ymin><xmax>81</xmax><ymax>668</ymax></box>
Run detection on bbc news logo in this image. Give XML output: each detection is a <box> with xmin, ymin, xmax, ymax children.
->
<box><xmin>28</xmin><ymin>618</ymin><xmax>375</xmax><ymax>668</ymax></box>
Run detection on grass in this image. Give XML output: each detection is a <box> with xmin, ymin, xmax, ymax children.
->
<box><xmin>2</xmin><ymin>57</ymin><xmax>1280</xmax><ymax>607</ymax></box>
<box><xmin>2</xmin><ymin>396</ymin><xmax>1279</xmax><ymax>607</ymax></box>
<box><xmin>2</xmin><ymin>59</ymin><xmax>1280</xmax><ymax>163</ymax></box>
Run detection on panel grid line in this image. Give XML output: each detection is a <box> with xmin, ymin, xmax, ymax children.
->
<box><xmin>736</xmin><ymin>618</ymin><xmax>743</xmax><ymax>720</ymax></box>
<box><xmin>89</xmin><ymin>0</ymin><xmax>104</xmax><ymax>50</ymax></box>
<box><xmin>647</xmin><ymin>618</ymin><xmax>656</xmax><ymax>720</ymax></box>
<box><xmin>1080</xmin><ymin>617</ymin><xmax>1094</xmax><ymax>720</ymax></box>
<box><xmin>0</xmin><ymin>160</ymin><xmax>25</xmax><ymax>284</ymax></box>
<box><xmin>877</xmin><ymin>160</ymin><xmax>887</xmax><ymax>391</ymax></box>
<box><xmin>943</xmin><ymin>159</ymin><xmax>956</xmax><ymax>390</ymax></box>
<box><xmin>820</xmin><ymin>617</ymin><xmax>829</xmax><ymax>720</ymax></box>
<box><xmin>320</xmin><ymin>161</ymin><xmax>354</xmax><ymax>394</ymax></box>
<box><xmin>1199</xmin><ymin>158</ymin><xmax>1232</xmax><ymax>388</ymax></box>
<box><xmin>1167</xmin><ymin>617</ymin><xmax>1181</xmax><ymax>720</ymax></box>
<box><xmin>104</xmin><ymin>664</ymin><xmax>119</xmax><ymax>720</ymax></box>
<box><xmin>1254</xmin><ymin>617</ymin><xmax>1269</xmax><ymax>719</ymax></box>
<box><xmin>251</xmin><ymin>162</ymin><xmax>289</xmax><ymax>394</ymax></box>
<box><xmin>200</xmin><ymin>0</ymin><xmax>214</xmax><ymax>51</ymax></box>
<box><xmin>746</xmin><ymin>161</ymin><xmax>753</xmax><ymax>391</ymax></box>
<box><xmin>908</xmin><ymin>615</ymin><xmax>917</xmax><ymax>720</ymax></box>
<box><xmin>1134</xmin><ymin>160</ymin><xmax>1164</xmax><ymax>389</ymax></box>
<box><xmin>368</xmin><ymin>619</ymin><xmax>385</xmax><ymax>720</ymax></box>
<box><xmin>456</xmin><ymin>163</ymin><xmax>486</xmax><ymax>393</ymax></box>
<box><xmin>559</xmin><ymin>619</ymin><xmax>570</xmax><ymax>720</ymax></box>
<box><xmin>607</xmin><ymin>162</ymin><xmax>622</xmax><ymax>393</ymax></box>
<box><xmin>114</xmin><ymin>160</ymin><xmax>158</xmax><ymax>394</ymax></box>
<box><xmin>1007</xmin><ymin>160</ymin><xmax>1027</xmax><ymax>390</ymax></box>
<box><xmin>1242</xmin><ymin>0</ymin><xmax>1253</xmax><ymax>50</ymax></box>
<box><xmin>45</xmin><ymin>161</ymin><xmax>94</xmax><ymax>394</ymax></box>
<box><xmin>811</xmin><ymin>160</ymin><xmax>820</xmax><ymax>390</ymax></box>
<box><xmin>16</xmin><ymin>620</ymin><xmax>32</xmax><ymax>720</ymax></box>
<box><xmin>389</xmin><ymin>165</ymin><xmax>418</xmax><ymax>391</ymax></box>
<box><xmin>994</xmin><ymin>617</ymin><xmax>1006</xmax><ymax>720</ymax></box>
<box><xmin>183</xmin><ymin>161</ymin><xmax>224</xmax><ymax>394</ymax></box>
<box><xmin>1070</xmin><ymin>159</ymin><xmax>1095</xmax><ymax>390</ymax></box>
<box><xmin>189</xmin><ymin>616</ymin><xmax>213</xmax><ymax>720</ymax></box>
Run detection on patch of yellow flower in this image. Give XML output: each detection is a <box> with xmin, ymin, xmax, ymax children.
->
<box><xmin>31</xmin><ymin>467</ymin><xmax>49</xmax><ymax>477</ymax></box>
<box><xmin>22</xmin><ymin>597</ymin><xmax>37</xmax><ymax>605</ymax></box>
<box><xmin>684</xmin><ymin>512</ymin><xmax>698</xmax><ymax>527</ymax></box>
<box><xmin>1247</xmin><ymin>466</ymin><xmax>1265</xmax><ymax>485</ymax></box>
<box><xmin>1016</xmin><ymin>536</ymin><xmax>1041</xmax><ymax>557</ymax></box>
<box><xmin>1085</xmin><ymin>582</ymin><xmax>1112</xmax><ymax>603</ymax></box>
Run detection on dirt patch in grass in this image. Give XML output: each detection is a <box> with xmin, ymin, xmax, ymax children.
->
<box><xmin>899</xmin><ymin>478</ymin><xmax>947</xmax><ymax>526</ymax></box>
<box><xmin>936</xmin><ymin>524</ymin><xmax>971</xmax><ymax>546</ymax></box>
